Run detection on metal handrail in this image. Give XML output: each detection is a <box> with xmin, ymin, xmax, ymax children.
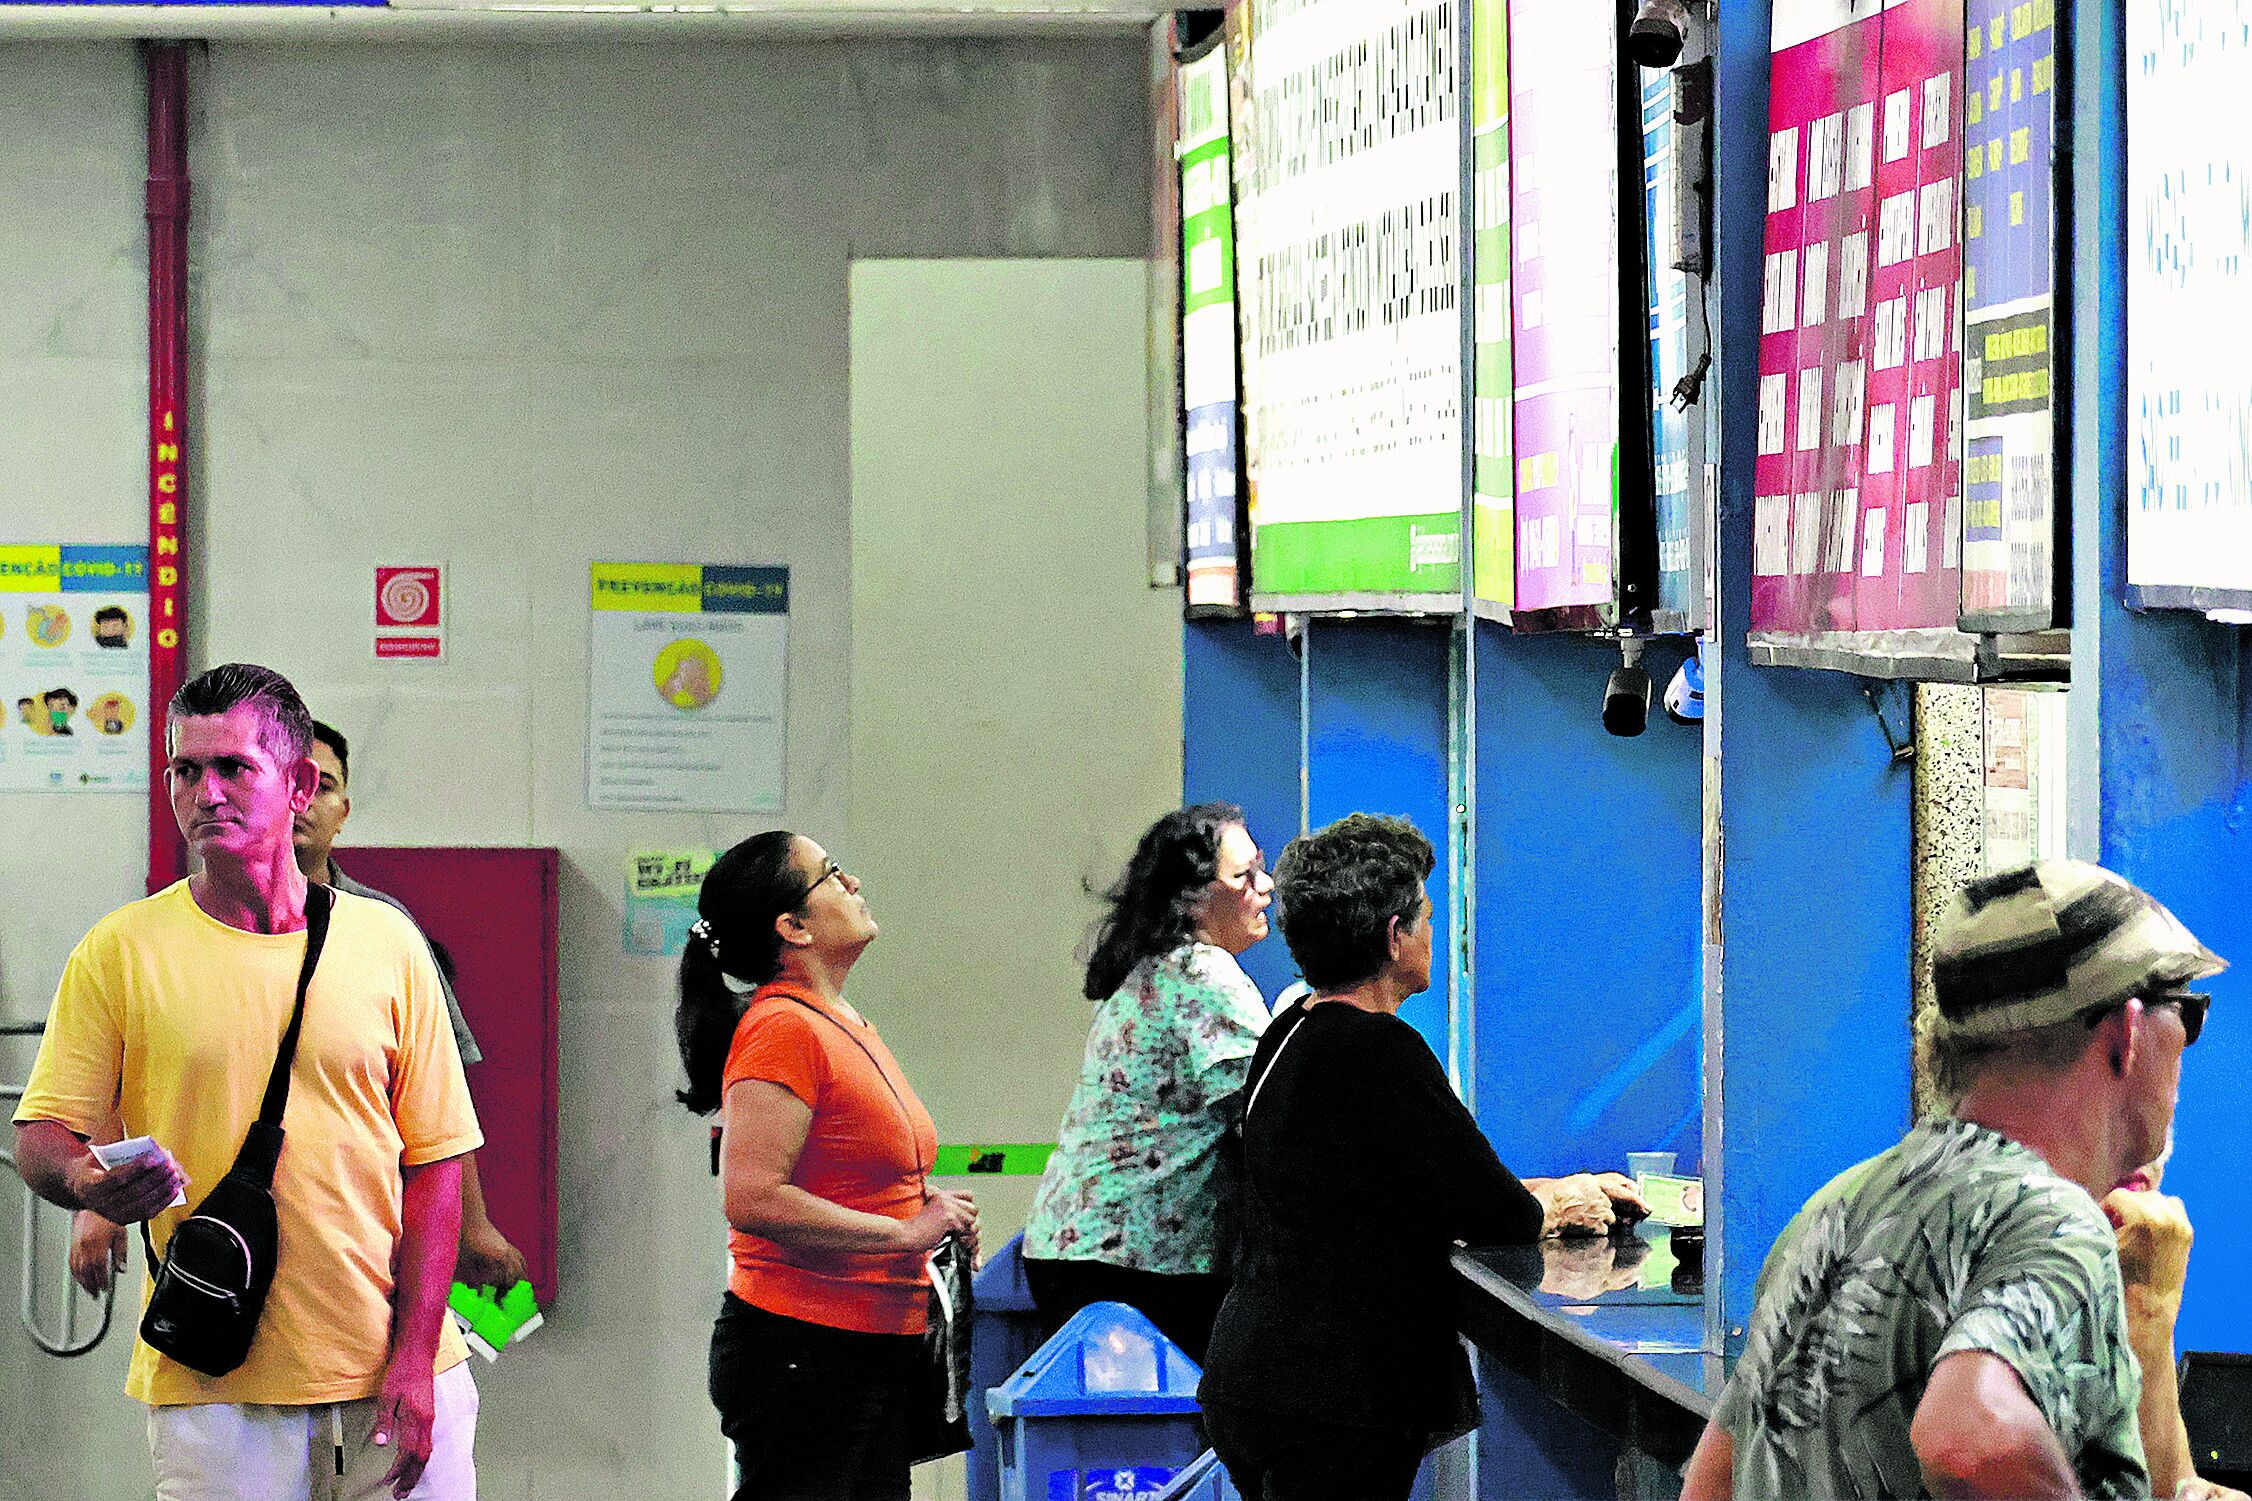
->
<box><xmin>2</xmin><ymin>1025</ymin><xmax>116</xmax><ymax>1358</ymax></box>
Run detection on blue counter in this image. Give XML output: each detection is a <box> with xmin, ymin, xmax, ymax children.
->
<box><xmin>1453</xmin><ymin>1233</ymin><xmax>1725</xmax><ymax>1499</ymax></box>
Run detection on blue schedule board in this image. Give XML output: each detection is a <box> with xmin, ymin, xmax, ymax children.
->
<box><xmin>1643</xmin><ymin>65</ymin><xmax>1704</xmax><ymax>634</ymax></box>
<box><xmin>1959</xmin><ymin>0</ymin><xmax>2059</xmax><ymax>630</ymax></box>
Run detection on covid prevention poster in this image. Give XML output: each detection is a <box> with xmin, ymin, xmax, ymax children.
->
<box><xmin>586</xmin><ymin>563</ymin><xmax>787</xmax><ymax>813</ymax></box>
<box><xmin>1751</xmin><ymin>0</ymin><xmax>1979</xmax><ymax>677</ymax></box>
<box><xmin>0</xmin><ymin>544</ymin><xmax>150</xmax><ymax>794</ymax></box>
<box><xmin>2126</xmin><ymin>0</ymin><xmax>2252</xmax><ymax>616</ymax></box>
<box><xmin>1232</xmin><ymin>0</ymin><xmax>1465</xmax><ymax>609</ymax></box>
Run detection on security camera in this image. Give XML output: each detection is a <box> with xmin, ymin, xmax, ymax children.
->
<box><xmin>1664</xmin><ymin>644</ymin><xmax>1706</xmax><ymax>726</ymax></box>
<box><xmin>1603</xmin><ymin>638</ymin><xmax>1651</xmax><ymax>738</ymax></box>
<box><xmin>1628</xmin><ymin>0</ymin><xmax>1692</xmax><ymax>69</ymax></box>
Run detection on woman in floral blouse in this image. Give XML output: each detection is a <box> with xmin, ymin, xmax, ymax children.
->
<box><xmin>1021</xmin><ymin>802</ymin><xmax>1275</xmax><ymax>1363</ymax></box>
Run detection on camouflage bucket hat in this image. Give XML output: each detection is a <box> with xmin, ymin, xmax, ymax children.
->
<box><xmin>1931</xmin><ymin>860</ymin><xmax>2226</xmax><ymax>1040</ymax></box>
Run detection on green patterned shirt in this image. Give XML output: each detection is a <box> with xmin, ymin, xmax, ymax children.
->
<box><xmin>1715</xmin><ymin>1118</ymin><xmax>2147</xmax><ymax>1499</ymax></box>
<box><xmin>1023</xmin><ymin>944</ymin><xmax>1268</xmax><ymax>1275</ymax></box>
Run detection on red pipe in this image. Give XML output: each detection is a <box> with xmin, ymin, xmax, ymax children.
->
<box><xmin>145</xmin><ymin>43</ymin><xmax>189</xmax><ymax>893</ymax></box>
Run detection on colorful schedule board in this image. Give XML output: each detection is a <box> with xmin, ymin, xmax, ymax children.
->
<box><xmin>1752</xmin><ymin>0</ymin><xmax>1980</xmax><ymax>678</ymax></box>
<box><xmin>1180</xmin><ymin>43</ymin><xmax>1248</xmax><ymax>615</ymax></box>
<box><xmin>2127</xmin><ymin>1</ymin><xmax>2252</xmax><ymax>616</ymax></box>
<box><xmin>1469</xmin><ymin>0</ymin><xmax>1513</xmax><ymax>618</ymax></box>
<box><xmin>1232</xmin><ymin>0</ymin><xmax>1464</xmax><ymax>611</ymax></box>
<box><xmin>1508</xmin><ymin>0</ymin><xmax>1624</xmax><ymax>630</ymax></box>
<box><xmin>1960</xmin><ymin>0</ymin><xmax>2060</xmax><ymax>632</ymax></box>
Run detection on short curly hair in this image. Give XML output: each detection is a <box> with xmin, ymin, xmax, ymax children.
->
<box><xmin>1273</xmin><ymin>813</ymin><xmax>1435</xmax><ymax>991</ymax></box>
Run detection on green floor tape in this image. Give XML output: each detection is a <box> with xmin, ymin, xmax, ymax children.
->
<box><xmin>932</xmin><ymin>1143</ymin><xmax>1057</xmax><ymax>1176</ymax></box>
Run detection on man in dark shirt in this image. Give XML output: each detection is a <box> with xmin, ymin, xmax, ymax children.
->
<box><xmin>1200</xmin><ymin>813</ymin><xmax>1643</xmax><ymax>1501</ymax></box>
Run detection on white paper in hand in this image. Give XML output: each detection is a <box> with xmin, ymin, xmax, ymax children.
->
<box><xmin>90</xmin><ymin>1136</ymin><xmax>187</xmax><ymax>1208</ymax></box>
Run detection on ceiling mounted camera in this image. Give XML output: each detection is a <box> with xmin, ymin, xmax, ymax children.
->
<box><xmin>1603</xmin><ymin>638</ymin><xmax>1652</xmax><ymax>738</ymax></box>
<box><xmin>1628</xmin><ymin>0</ymin><xmax>1692</xmax><ymax>69</ymax></box>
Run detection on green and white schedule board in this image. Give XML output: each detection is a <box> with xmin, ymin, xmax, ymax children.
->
<box><xmin>1470</xmin><ymin>0</ymin><xmax>1514</xmax><ymax>616</ymax></box>
<box><xmin>1232</xmin><ymin>0</ymin><xmax>1465</xmax><ymax>611</ymax></box>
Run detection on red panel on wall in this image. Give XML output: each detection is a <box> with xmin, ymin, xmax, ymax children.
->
<box><xmin>344</xmin><ymin>846</ymin><xmax>561</xmax><ymax>1305</ymax></box>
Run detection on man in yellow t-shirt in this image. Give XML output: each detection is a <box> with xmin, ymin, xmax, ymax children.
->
<box><xmin>11</xmin><ymin>663</ymin><xmax>484</xmax><ymax>1501</ymax></box>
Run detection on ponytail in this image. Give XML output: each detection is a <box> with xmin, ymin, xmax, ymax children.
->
<box><xmin>675</xmin><ymin>930</ymin><xmax>746</xmax><ymax>1115</ymax></box>
<box><xmin>674</xmin><ymin>830</ymin><xmax>807</xmax><ymax>1115</ymax></box>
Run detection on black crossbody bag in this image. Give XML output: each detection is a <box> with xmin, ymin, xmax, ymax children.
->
<box><xmin>138</xmin><ymin>883</ymin><xmax>332</xmax><ymax>1376</ymax></box>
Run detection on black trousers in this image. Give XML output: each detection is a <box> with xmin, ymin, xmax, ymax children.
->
<box><xmin>1201</xmin><ymin>1400</ymin><xmax>1425</xmax><ymax>1501</ymax></box>
<box><xmin>1020</xmin><ymin>1256</ymin><xmax>1230</xmax><ymax>1366</ymax></box>
<box><xmin>709</xmin><ymin>1293</ymin><xmax>921</xmax><ymax>1501</ymax></box>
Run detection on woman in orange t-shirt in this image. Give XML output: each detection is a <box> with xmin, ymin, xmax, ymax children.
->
<box><xmin>676</xmin><ymin>830</ymin><xmax>980</xmax><ymax>1501</ymax></box>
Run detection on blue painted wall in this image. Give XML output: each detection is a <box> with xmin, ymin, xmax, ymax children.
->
<box><xmin>2071</xmin><ymin>0</ymin><xmax>2252</xmax><ymax>1355</ymax></box>
<box><xmin>1468</xmin><ymin>624</ymin><xmax>1704</xmax><ymax>1178</ymax></box>
<box><xmin>2096</xmin><ymin>614</ymin><xmax>2252</xmax><ymax>1355</ymax></box>
<box><xmin>1707</xmin><ymin>0</ymin><xmax>1915</xmax><ymax>1336</ymax></box>
<box><xmin>1183</xmin><ymin>618</ymin><xmax>1305</xmax><ymax>1004</ymax></box>
<box><xmin>1304</xmin><ymin>618</ymin><xmax>1454</xmax><ymax>1059</ymax></box>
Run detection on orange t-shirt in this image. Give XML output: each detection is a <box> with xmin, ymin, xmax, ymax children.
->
<box><xmin>721</xmin><ymin>983</ymin><xmax>938</xmax><ymax>1334</ymax></box>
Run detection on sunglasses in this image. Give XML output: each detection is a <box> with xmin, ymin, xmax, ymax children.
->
<box><xmin>2084</xmin><ymin>990</ymin><xmax>2208</xmax><ymax>1047</ymax></box>
<box><xmin>2163</xmin><ymin>991</ymin><xmax>2210</xmax><ymax>1047</ymax></box>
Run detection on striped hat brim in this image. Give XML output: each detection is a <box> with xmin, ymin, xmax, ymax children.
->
<box><xmin>1932</xmin><ymin>861</ymin><xmax>2227</xmax><ymax>1040</ymax></box>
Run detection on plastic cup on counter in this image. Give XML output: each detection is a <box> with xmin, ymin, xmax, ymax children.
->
<box><xmin>1626</xmin><ymin>1151</ymin><xmax>1677</xmax><ymax>1186</ymax></box>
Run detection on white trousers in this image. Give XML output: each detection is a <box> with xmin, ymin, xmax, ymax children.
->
<box><xmin>147</xmin><ymin>1360</ymin><xmax>478</xmax><ymax>1501</ymax></box>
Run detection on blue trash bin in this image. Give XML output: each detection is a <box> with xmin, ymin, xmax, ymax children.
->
<box><xmin>970</xmin><ymin>1233</ymin><xmax>1051</xmax><ymax>1501</ymax></box>
<box><xmin>988</xmin><ymin>1301</ymin><xmax>1204</xmax><ymax>1501</ymax></box>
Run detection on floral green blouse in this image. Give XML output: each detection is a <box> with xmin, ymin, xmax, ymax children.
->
<box><xmin>1023</xmin><ymin>943</ymin><xmax>1270</xmax><ymax>1275</ymax></box>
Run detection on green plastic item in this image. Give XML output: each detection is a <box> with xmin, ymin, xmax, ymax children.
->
<box><xmin>448</xmin><ymin>1279</ymin><xmax>544</xmax><ymax>1360</ymax></box>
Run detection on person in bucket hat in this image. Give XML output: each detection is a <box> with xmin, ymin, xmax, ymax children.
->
<box><xmin>1681</xmin><ymin>861</ymin><xmax>2223</xmax><ymax>1501</ymax></box>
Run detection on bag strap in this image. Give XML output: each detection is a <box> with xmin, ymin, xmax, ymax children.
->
<box><xmin>1241</xmin><ymin>1004</ymin><xmax>1312</xmax><ymax>1123</ymax></box>
<box><xmin>138</xmin><ymin>883</ymin><xmax>333</xmax><ymax>1266</ymax></box>
<box><xmin>258</xmin><ymin>882</ymin><xmax>333</xmax><ymax>1128</ymax></box>
<box><xmin>764</xmin><ymin>992</ymin><xmax>927</xmax><ymax>1194</ymax></box>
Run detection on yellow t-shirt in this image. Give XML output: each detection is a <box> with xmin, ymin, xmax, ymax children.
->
<box><xmin>14</xmin><ymin>882</ymin><xmax>484</xmax><ymax>1406</ymax></box>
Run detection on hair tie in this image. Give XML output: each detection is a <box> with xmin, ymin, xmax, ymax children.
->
<box><xmin>690</xmin><ymin>917</ymin><xmax>720</xmax><ymax>958</ymax></box>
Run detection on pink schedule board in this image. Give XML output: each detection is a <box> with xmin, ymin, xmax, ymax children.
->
<box><xmin>1751</xmin><ymin>0</ymin><xmax>1979</xmax><ymax>679</ymax></box>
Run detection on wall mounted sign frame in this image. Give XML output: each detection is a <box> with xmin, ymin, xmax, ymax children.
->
<box><xmin>1959</xmin><ymin>0</ymin><xmax>2066</xmax><ymax>636</ymax></box>
<box><xmin>2125</xmin><ymin>0</ymin><xmax>2252</xmax><ymax>619</ymax></box>
<box><xmin>1179</xmin><ymin>36</ymin><xmax>1251</xmax><ymax>616</ymax></box>
<box><xmin>1231</xmin><ymin>0</ymin><xmax>1467</xmax><ymax>613</ymax></box>
<box><xmin>1750</xmin><ymin>0</ymin><xmax>1984</xmax><ymax>680</ymax></box>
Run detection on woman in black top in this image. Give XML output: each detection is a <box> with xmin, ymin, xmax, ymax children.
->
<box><xmin>1199</xmin><ymin>814</ymin><xmax>1646</xmax><ymax>1501</ymax></box>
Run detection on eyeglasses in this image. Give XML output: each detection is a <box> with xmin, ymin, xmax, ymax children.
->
<box><xmin>796</xmin><ymin>859</ymin><xmax>845</xmax><ymax>908</ymax></box>
<box><xmin>2083</xmin><ymin>990</ymin><xmax>2208</xmax><ymax>1047</ymax></box>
